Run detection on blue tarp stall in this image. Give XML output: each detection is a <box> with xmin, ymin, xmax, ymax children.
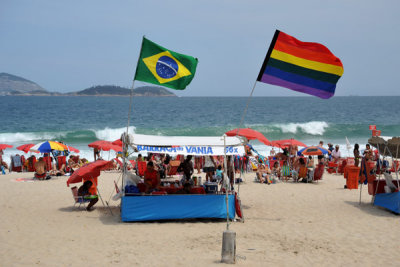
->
<box><xmin>374</xmin><ymin>191</ymin><xmax>400</xmax><ymax>214</ymax></box>
<box><xmin>121</xmin><ymin>194</ymin><xmax>235</xmax><ymax>222</ymax></box>
<box><xmin>120</xmin><ymin>133</ymin><xmax>245</xmax><ymax>222</ymax></box>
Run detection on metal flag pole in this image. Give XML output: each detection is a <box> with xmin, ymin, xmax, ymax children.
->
<box><xmin>221</xmin><ymin>134</ymin><xmax>236</xmax><ymax>264</ymax></box>
<box><xmin>122</xmin><ymin>36</ymin><xmax>144</xmax><ymax>192</ymax></box>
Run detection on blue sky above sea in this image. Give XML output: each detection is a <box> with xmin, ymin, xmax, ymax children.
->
<box><xmin>1</xmin><ymin>0</ymin><xmax>399</xmax><ymax>97</ymax></box>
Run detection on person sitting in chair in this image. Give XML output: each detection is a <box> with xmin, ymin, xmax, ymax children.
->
<box><xmin>144</xmin><ymin>161</ymin><xmax>161</xmax><ymax>193</ymax></box>
<box><xmin>34</xmin><ymin>157</ymin><xmax>47</xmax><ymax>180</ymax></box>
<box><xmin>78</xmin><ymin>180</ymin><xmax>98</xmax><ymax>211</ymax></box>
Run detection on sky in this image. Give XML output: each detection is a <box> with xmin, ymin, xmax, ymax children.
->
<box><xmin>1</xmin><ymin>0</ymin><xmax>399</xmax><ymax>97</ymax></box>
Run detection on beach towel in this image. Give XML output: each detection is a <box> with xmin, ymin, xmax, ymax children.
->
<box><xmin>11</xmin><ymin>155</ymin><xmax>22</xmax><ymax>167</ymax></box>
<box><xmin>282</xmin><ymin>165</ymin><xmax>291</xmax><ymax>176</ymax></box>
<box><xmin>13</xmin><ymin>178</ymin><xmax>35</xmax><ymax>182</ymax></box>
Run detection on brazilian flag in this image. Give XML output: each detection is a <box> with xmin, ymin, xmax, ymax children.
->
<box><xmin>134</xmin><ymin>37</ymin><xmax>198</xmax><ymax>90</ymax></box>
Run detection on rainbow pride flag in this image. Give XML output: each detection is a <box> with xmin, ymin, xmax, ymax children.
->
<box><xmin>257</xmin><ymin>30</ymin><xmax>343</xmax><ymax>99</ymax></box>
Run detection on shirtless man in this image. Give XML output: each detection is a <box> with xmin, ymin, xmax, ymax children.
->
<box><xmin>256</xmin><ymin>164</ymin><xmax>271</xmax><ymax>184</ymax></box>
<box><xmin>34</xmin><ymin>157</ymin><xmax>47</xmax><ymax>180</ymax></box>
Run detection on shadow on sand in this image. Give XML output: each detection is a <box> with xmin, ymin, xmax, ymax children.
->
<box><xmin>344</xmin><ymin>200</ymin><xmax>399</xmax><ymax>217</ymax></box>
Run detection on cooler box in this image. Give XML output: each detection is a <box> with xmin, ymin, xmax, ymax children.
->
<box><xmin>204</xmin><ymin>183</ymin><xmax>218</xmax><ymax>194</ymax></box>
<box><xmin>346</xmin><ymin>166</ymin><xmax>360</xmax><ymax>190</ymax></box>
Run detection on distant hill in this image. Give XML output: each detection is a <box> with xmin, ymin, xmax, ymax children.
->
<box><xmin>0</xmin><ymin>73</ymin><xmax>177</xmax><ymax>97</ymax></box>
<box><xmin>72</xmin><ymin>85</ymin><xmax>176</xmax><ymax>97</ymax></box>
<box><xmin>0</xmin><ymin>73</ymin><xmax>48</xmax><ymax>95</ymax></box>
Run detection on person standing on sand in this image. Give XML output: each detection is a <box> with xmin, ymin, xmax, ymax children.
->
<box><xmin>194</xmin><ymin>156</ymin><xmax>202</xmax><ymax>174</ymax></box>
<box><xmin>203</xmin><ymin>155</ymin><xmax>215</xmax><ymax>182</ymax></box>
<box><xmin>93</xmin><ymin>148</ymin><xmax>100</xmax><ymax>161</ymax></box>
<box><xmin>144</xmin><ymin>161</ymin><xmax>161</xmax><ymax>193</ymax></box>
<box><xmin>353</xmin><ymin>144</ymin><xmax>360</xmax><ymax>167</ymax></box>
<box><xmin>270</xmin><ymin>148</ymin><xmax>276</xmax><ymax>157</ymax></box>
<box><xmin>331</xmin><ymin>145</ymin><xmax>341</xmax><ymax>162</ymax></box>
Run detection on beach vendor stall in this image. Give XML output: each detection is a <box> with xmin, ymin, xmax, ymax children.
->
<box><xmin>119</xmin><ymin>133</ymin><xmax>245</xmax><ymax>222</ymax></box>
<box><xmin>368</xmin><ymin>136</ymin><xmax>400</xmax><ymax>214</ymax></box>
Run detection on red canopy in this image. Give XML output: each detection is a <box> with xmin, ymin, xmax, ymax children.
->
<box><xmin>16</xmin><ymin>144</ymin><xmax>36</xmax><ymax>153</ymax></box>
<box><xmin>88</xmin><ymin>140</ymin><xmax>122</xmax><ymax>152</ymax></box>
<box><xmin>0</xmin><ymin>144</ymin><xmax>13</xmax><ymax>150</ymax></box>
<box><xmin>112</xmin><ymin>139</ymin><xmax>123</xmax><ymax>146</ymax></box>
<box><xmin>66</xmin><ymin>145</ymin><xmax>80</xmax><ymax>153</ymax></box>
<box><xmin>271</xmin><ymin>139</ymin><xmax>306</xmax><ymax>149</ymax></box>
<box><xmin>225</xmin><ymin>128</ymin><xmax>271</xmax><ymax>146</ymax></box>
<box><xmin>66</xmin><ymin>160</ymin><xmax>114</xmax><ymax>186</ymax></box>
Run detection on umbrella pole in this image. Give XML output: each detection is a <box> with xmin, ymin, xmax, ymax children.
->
<box><xmin>395</xmin><ymin>144</ymin><xmax>399</xmax><ymax>190</ymax></box>
<box><xmin>91</xmin><ymin>177</ymin><xmax>113</xmax><ymax>215</ymax></box>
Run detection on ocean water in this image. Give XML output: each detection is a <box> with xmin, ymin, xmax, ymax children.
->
<box><xmin>1</xmin><ymin>96</ymin><xmax>399</xmax><ymax>164</ymax></box>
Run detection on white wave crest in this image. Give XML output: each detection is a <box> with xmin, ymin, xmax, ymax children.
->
<box><xmin>274</xmin><ymin>121</ymin><xmax>329</xmax><ymax>135</ymax></box>
<box><xmin>94</xmin><ymin>126</ymin><xmax>136</xmax><ymax>141</ymax></box>
<box><xmin>0</xmin><ymin>132</ymin><xmax>67</xmax><ymax>143</ymax></box>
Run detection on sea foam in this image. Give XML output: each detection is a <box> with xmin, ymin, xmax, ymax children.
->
<box><xmin>94</xmin><ymin>126</ymin><xmax>136</xmax><ymax>141</ymax></box>
<box><xmin>273</xmin><ymin>121</ymin><xmax>329</xmax><ymax>136</ymax></box>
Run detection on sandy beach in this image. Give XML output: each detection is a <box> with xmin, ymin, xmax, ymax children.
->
<box><xmin>1</xmin><ymin>170</ymin><xmax>399</xmax><ymax>266</ymax></box>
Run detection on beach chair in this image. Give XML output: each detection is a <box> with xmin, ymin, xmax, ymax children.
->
<box><xmin>70</xmin><ymin>186</ymin><xmax>90</xmax><ymax>208</ymax></box>
<box><xmin>327</xmin><ymin>161</ymin><xmax>338</xmax><ymax>174</ymax></box>
<box><xmin>57</xmin><ymin>156</ymin><xmax>69</xmax><ymax>173</ymax></box>
<box><xmin>313</xmin><ymin>163</ymin><xmax>324</xmax><ymax>182</ymax></box>
<box><xmin>10</xmin><ymin>155</ymin><xmax>24</xmax><ymax>172</ymax></box>
<box><xmin>43</xmin><ymin>156</ymin><xmax>52</xmax><ymax>172</ymax></box>
<box><xmin>137</xmin><ymin>161</ymin><xmax>147</xmax><ymax>177</ymax></box>
<box><xmin>168</xmin><ymin>160</ymin><xmax>180</xmax><ymax>176</ymax></box>
<box><xmin>27</xmin><ymin>156</ymin><xmax>37</xmax><ymax>172</ymax></box>
<box><xmin>281</xmin><ymin>165</ymin><xmax>291</xmax><ymax>182</ymax></box>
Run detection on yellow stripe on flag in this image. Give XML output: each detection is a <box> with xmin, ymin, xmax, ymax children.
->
<box><xmin>271</xmin><ymin>50</ymin><xmax>344</xmax><ymax>76</ymax></box>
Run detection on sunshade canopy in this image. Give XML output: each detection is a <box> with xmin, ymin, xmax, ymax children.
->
<box><xmin>369</xmin><ymin>136</ymin><xmax>400</xmax><ymax>158</ymax></box>
<box><xmin>271</xmin><ymin>139</ymin><xmax>307</xmax><ymax>148</ymax></box>
<box><xmin>0</xmin><ymin>144</ymin><xmax>13</xmax><ymax>150</ymax></box>
<box><xmin>225</xmin><ymin>128</ymin><xmax>271</xmax><ymax>146</ymax></box>
<box><xmin>67</xmin><ymin>160</ymin><xmax>114</xmax><ymax>186</ymax></box>
<box><xmin>16</xmin><ymin>144</ymin><xmax>36</xmax><ymax>153</ymax></box>
<box><xmin>30</xmin><ymin>141</ymin><xmax>68</xmax><ymax>153</ymax></box>
<box><xmin>299</xmin><ymin>146</ymin><xmax>329</xmax><ymax>156</ymax></box>
<box><xmin>88</xmin><ymin>140</ymin><xmax>122</xmax><ymax>152</ymax></box>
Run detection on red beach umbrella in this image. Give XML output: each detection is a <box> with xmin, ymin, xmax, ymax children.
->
<box><xmin>0</xmin><ymin>144</ymin><xmax>13</xmax><ymax>150</ymax></box>
<box><xmin>88</xmin><ymin>140</ymin><xmax>122</xmax><ymax>152</ymax></box>
<box><xmin>16</xmin><ymin>144</ymin><xmax>36</xmax><ymax>153</ymax></box>
<box><xmin>112</xmin><ymin>139</ymin><xmax>123</xmax><ymax>147</ymax></box>
<box><xmin>271</xmin><ymin>139</ymin><xmax>307</xmax><ymax>149</ymax></box>
<box><xmin>66</xmin><ymin>145</ymin><xmax>80</xmax><ymax>153</ymax></box>
<box><xmin>66</xmin><ymin>160</ymin><xmax>114</xmax><ymax>186</ymax></box>
<box><xmin>225</xmin><ymin>128</ymin><xmax>271</xmax><ymax>146</ymax></box>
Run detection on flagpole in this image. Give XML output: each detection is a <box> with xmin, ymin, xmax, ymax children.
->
<box><xmin>238</xmin><ymin>80</ymin><xmax>257</xmax><ymax>131</ymax></box>
<box><xmin>123</xmin><ymin>36</ymin><xmax>144</xmax><ymax>191</ymax></box>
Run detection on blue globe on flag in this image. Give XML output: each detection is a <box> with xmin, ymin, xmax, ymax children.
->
<box><xmin>156</xmin><ymin>56</ymin><xmax>179</xmax><ymax>79</ymax></box>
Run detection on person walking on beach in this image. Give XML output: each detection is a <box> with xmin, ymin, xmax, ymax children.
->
<box><xmin>353</xmin><ymin>144</ymin><xmax>360</xmax><ymax>167</ymax></box>
<box><xmin>332</xmin><ymin>145</ymin><xmax>341</xmax><ymax>162</ymax></box>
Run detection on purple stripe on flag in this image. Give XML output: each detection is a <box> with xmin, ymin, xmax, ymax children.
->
<box><xmin>260</xmin><ymin>74</ymin><xmax>334</xmax><ymax>99</ymax></box>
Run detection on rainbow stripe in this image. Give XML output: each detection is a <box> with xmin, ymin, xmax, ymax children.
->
<box><xmin>257</xmin><ymin>30</ymin><xmax>343</xmax><ymax>99</ymax></box>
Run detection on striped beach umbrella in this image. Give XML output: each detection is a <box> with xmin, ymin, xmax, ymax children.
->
<box><xmin>30</xmin><ymin>141</ymin><xmax>68</xmax><ymax>153</ymax></box>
